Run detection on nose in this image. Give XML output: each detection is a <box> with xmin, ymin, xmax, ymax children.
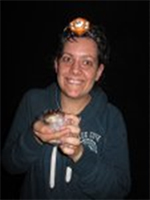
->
<box><xmin>70</xmin><ymin>60</ymin><xmax>81</xmax><ymax>75</ymax></box>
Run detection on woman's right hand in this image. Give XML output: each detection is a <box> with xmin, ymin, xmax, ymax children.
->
<box><xmin>32</xmin><ymin>120</ymin><xmax>70</xmax><ymax>145</ymax></box>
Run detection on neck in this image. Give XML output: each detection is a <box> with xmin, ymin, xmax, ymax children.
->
<box><xmin>60</xmin><ymin>93</ymin><xmax>91</xmax><ymax>115</ymax></box>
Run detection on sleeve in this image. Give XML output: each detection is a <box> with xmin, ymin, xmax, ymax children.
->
<box><xmin>71</xmin><ymin>106</ymin><xmax>131</xmax><ymax>199</ymax></box>
<box><xmin>2</xmin><ymin>90</ymin><xmax>45</xmax><ymax>174</ymax></box>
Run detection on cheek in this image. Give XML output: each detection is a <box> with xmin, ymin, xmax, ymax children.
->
<box><xmin>56</xmin><ymin>66</ymin><xmax>64</xmax><ymax>78</ymax></box>
<box><xmin>85</xmin><ymin>70</ymin><xmax>98</xmax><ymax>82</ymax></box>
<box><xmin>57</xmin><ymin>65</ymin><xmax>69</xmax><ymax>74</ymax></box>
<box><xmin>57</xmin><ymin>66</ymin><xmax>69</xmax><ymax>83</ymax></box>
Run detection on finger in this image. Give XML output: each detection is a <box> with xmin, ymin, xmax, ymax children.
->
<box><xmin>60</xmin><ymin>136</ymin><xmax>81</xmax><ymax>146</ymax></box>
<box><xmin>64</xmin><ymin>114</ymin><xmax>81</xmax><ymax>126</ymax></box>
<box><xmin>60</xmin><ymin>124</ymin><xmax>80</xmax><ymax>137</ymax></box>
<box><xmin>51</xmin><ymin>128</ymin><xmax>70</xmax><ymax>140</ymax></box>
<box><xmin>33</xmin><ymin>120</ymin><xmax>53</xmax><ymax>134</ymax></box>
<box><xmin>34</xmin><ymin>128</ymin><xmax>70</xmax><ymax>143</ymax></box>
<box><xmin>49</xmin><ymin>139</ymin><xmax>62</xmax><ymax>145</ymax></box>
<box><xmin>59</xmin><ymin>145</ymin><xmax>75</xmax><ymax>155</ymax></box>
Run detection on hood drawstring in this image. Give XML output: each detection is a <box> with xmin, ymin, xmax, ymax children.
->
<box><xmin>65</xmin><ymin>166</ymin><xmax>72</xmax><ymax>183</ymax></box>
<box><xmin>49</xmin><ymin>146</ymin><xmax>72</xmax><ymax>189</ymax></box>
<box><xmin>50</xmin><ymin>146</ymin><xmax>58</xmax><ymax>189</ymax></box>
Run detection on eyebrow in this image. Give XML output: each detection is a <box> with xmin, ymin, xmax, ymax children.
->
<box><xmin>62</xmin><ymin>52</ymin><xmax>97</xmax><ymax>61</ymax></box>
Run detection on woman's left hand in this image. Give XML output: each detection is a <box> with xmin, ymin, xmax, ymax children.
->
<box><xmin>59</xmin><ymin>114</ymin><xmax>84</xmax><ymax>162</ymax></box>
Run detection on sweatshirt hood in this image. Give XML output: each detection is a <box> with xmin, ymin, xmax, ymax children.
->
<box><xmin>79</xmin><ymin>84</ymin><xmax>108</xmax><ymax>120</ymax></box>
<box><xmin>46</xmin><ymin>83</ymin><xmax>108</xmax><ymax>119</ymax></box>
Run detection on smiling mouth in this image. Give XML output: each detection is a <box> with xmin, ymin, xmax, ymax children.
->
<box><xmin>66</xmin><ymin>78</ymin><xmax>83</xmax><ymax>85</ymax></box>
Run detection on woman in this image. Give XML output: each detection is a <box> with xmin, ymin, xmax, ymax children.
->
<box><xmin>2</xmin><ymin>17</ymin><xmax>131</xmax><ymax>199</ymax></box>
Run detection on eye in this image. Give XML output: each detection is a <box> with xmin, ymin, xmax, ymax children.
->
<box><xmin>82</xmin><ymin>59</ymin><xmax>94</xmax><ymax>68</ymax></box>
<box><xmin>60</xmin><ymin>55</ymin><xmax>74</xmax><ymax>64</ymax></box>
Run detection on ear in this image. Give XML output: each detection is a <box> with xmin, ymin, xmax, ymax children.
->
<box><xmin>95</xmin><ymin>64</ymin><xmax>104</xmax><ymax>81</ymax></box>
<box><xmin>54</xmin><ymin>60</ymin><xmax>58</xmax><ymax>73</ymax></box>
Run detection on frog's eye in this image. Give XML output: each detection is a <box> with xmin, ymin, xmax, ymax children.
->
<box><xmin>69</xmin><ymin>17</ymin><xmax>90</xmax><ymax>36</ymax></box>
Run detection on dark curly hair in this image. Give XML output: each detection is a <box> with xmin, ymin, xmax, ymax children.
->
<box><xmin>55</xmin><ymin>19</ymin><xmax>110</xmax><ymax>66</ymax></box>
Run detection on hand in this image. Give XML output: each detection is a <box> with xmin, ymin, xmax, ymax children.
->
<box><xmin>33</xmin><ymin>120</ymin><xmax>70</xmax><ymax>144</ymax></box>
<box><xmin>33</xmin><ymin>113</ymin><xmax>84</xmax><ymax>162</ymax></box>
<box><xmin>59</xmin><ymin>114</ymin><xmax>84</xmax><ymax>162</ymax></box>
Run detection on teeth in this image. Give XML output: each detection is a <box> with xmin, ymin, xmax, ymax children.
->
<box><xmin>67</xmin><ymin>79</ymin><xmax>82</xmax><ymax>85</ymax></box>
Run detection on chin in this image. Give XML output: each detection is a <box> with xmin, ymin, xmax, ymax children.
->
<box><xmin>67</xmin><ymin>92</ymin><xmax>81</xmax><ymax>99</ymax></box>
<box><xmin>63</xmin><ymin>89</ymin><xmax>82</xmax><ymax>99</ymax></box>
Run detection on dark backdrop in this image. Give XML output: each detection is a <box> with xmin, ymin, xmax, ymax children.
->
<box><xmin>1</xmin><ymin>2</ymin><xmax>149</xmax><ymax>199</ymax></box>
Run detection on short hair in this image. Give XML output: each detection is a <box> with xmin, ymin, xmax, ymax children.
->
<box><xmin>55</xmin><ymin>17</ymin><xmax>110</xmax><ymax>66</ymax></box>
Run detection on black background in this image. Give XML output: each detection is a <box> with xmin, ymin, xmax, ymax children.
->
<box><xmin>1</xmin><ymin>1</ymin><xmax>149</xmax><ymax>199</ymax></box>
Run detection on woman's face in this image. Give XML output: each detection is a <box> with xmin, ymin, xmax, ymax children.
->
<box><xmin>55</xmin><ymin>37</ymin><xmax>104</xmax><ymax>100</ymax></box>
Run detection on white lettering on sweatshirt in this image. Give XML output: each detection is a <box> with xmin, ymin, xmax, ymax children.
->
<box><xmin>80</xmin><ymin>131</ymin><xmax>101</xmax><ymax>154</ymax></box>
